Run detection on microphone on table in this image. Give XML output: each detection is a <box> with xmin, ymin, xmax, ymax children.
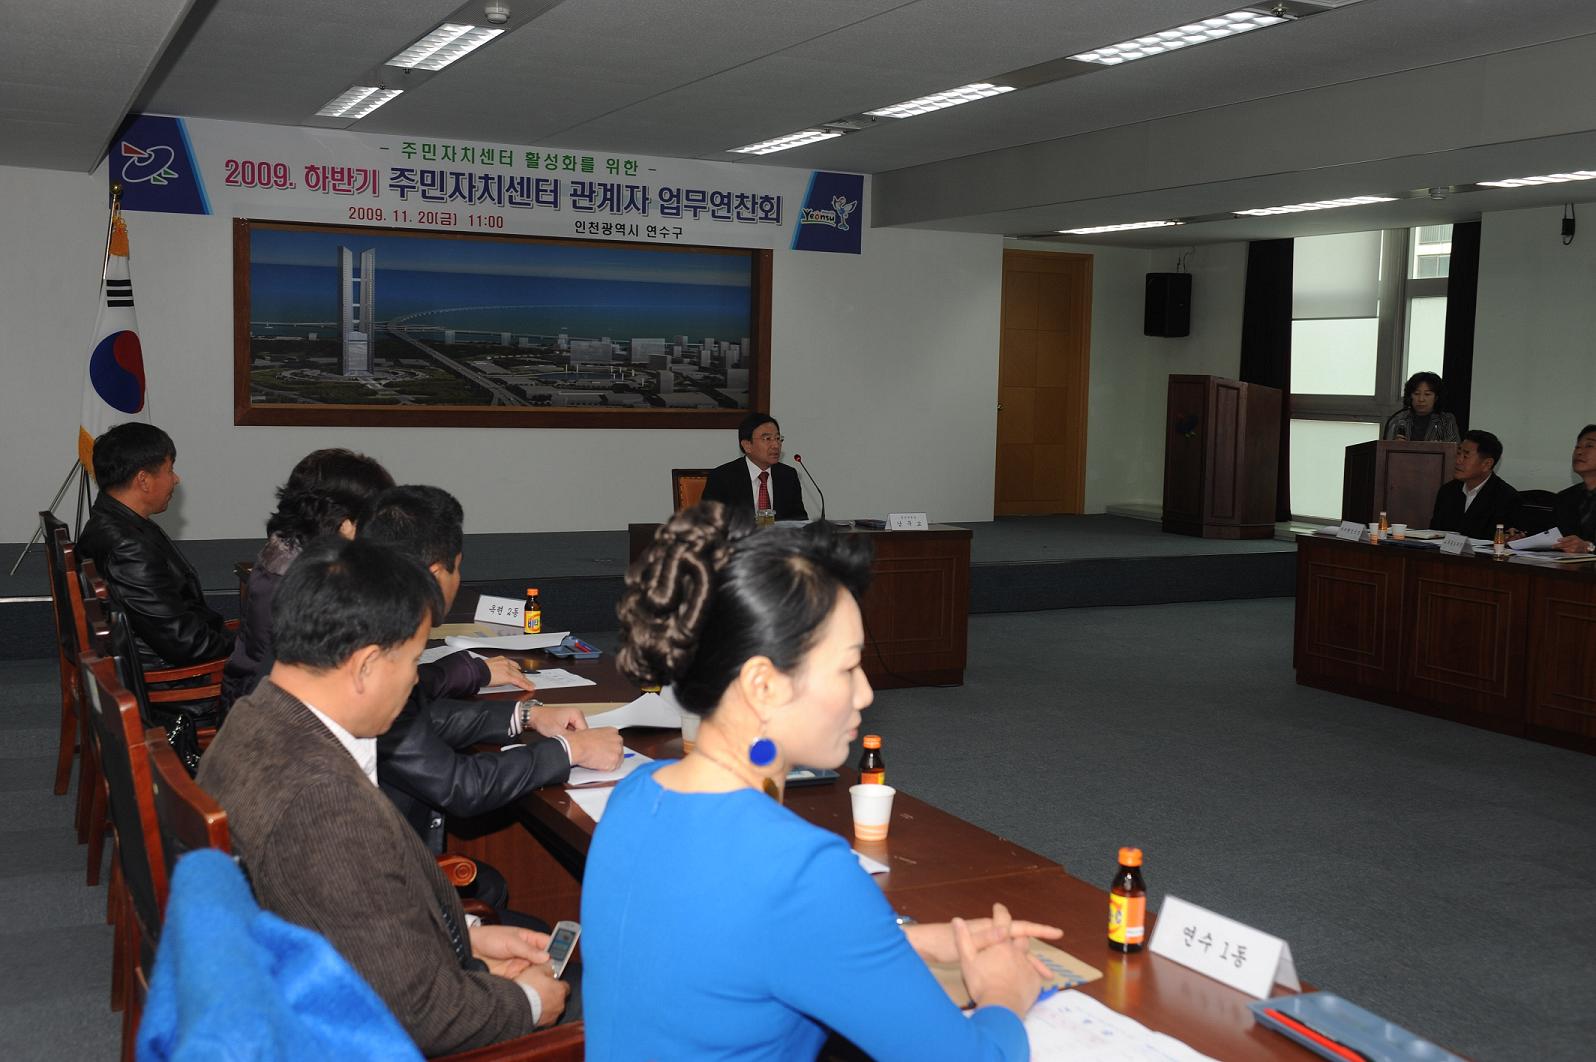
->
<box><xmin>793</xmin><ymin>454</ymin><xmax>827</xmax><ymax>524</ymax></box>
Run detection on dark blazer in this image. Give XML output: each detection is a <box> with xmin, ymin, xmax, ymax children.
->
<box><xmin>1382</xmin><ymin>409</ymin><xmax>1460</xmax><ymax>443</ymax></box>
<box><xmin>1429</xmin><ymin>474</ymin><xmax>1519</xmax><ymax>540</ymax></box>
<box><xmin>221</xmin><ymin>536</ymin><xmax>297</xmax><ymax>709</ymax></box>
<box><xmin>197</xmin><ymin>680</ymin><xmax>540</xmax><ymax>1055</ymax></box>
<box><xmin>76</xmin><ymin>492</ymin><xmax>233</xmax><ymax>668</ymax></box>
<box><xmin>378</xmin><ymin>653</ymin><xmax>571</xmax><ymax>853</ymax></box>
<box><xmin>1552</xmin><ymin>483</ymin><xmax>1596</xmax><ymax>542</ymax></box>
<box><xmin>699</xmin><ymin>457</ymin><xmax>808</xmax><ymax>521</ymax></box>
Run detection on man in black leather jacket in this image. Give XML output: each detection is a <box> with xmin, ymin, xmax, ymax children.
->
<box><xmin>359</xmin><ymin>485</ymin><xmax>623</xmax><ymax>908</ymax></box>
<box><xmin>77</xmin><ymin>423</ymin><xmax>234</xmax><ymax>673</ymax></box>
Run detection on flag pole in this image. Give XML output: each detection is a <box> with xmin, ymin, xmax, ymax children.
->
<box><xmin>7</xmin><ymin>184</ymin><xmax>123</xmax><ymax>575</ymax></box>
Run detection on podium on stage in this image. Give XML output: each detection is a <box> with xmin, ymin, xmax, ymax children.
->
<box><xmin>1162</xmin><ymin>375</ymin><xmax>1281</xmax><ymax>539</ymax></box>
<box><xmin>1341</xmin><ymin>440</ymin><xmax>1455</xmax><ymax>530</ymax></box>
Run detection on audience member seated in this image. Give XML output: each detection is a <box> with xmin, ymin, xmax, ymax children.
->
<box><xmin>1382</xmin><ymin>372</ymin><xmax>1460</xmax><ymax>442</ymax></box>
<box><xmin>221</xmin><ymin>448</ymin><xmax>394</xmax><ymax>710</ymax></box>
<box><xmin>198</xmin><ymin>537</ymin><xmax>565</xmax><ymax>1054</ymax></box>
<box><xmin>78</xmin><ymin>423</ymin><xmax>233</xmax><ymax>731</ymax></box>
<box><xmin>699</xmin><ymin>411</ymin><xmax>809</xmax><ymax>521</ymax></box>
<box><xmin>1550</xmin><ymin>423</ymin><xmax>1596</xmax><ymax>554</ymax></box>
<box><xmin>359</xmin><ymin>485</ymin><xmax>623</xmax><ymax>910</ymax></box>
<box><xmin>582</xmin><ymin>504</ymin><xmax>1054</xmax><ymax>1060</ymax></box>
<box><xmin>1429</xmin><ymin>430</ymin><xmax>1518</xmax><ymax>540</ymax></box>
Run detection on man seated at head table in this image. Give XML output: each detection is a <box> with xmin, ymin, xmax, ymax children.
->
<box><xmin>1549</xmin><ymin>423</ymin><xmax>1596</xmax><ymax>554</ymax></box>
<box><xmin>358</xmin><ymin>485</ymin><xmax>623</xmax><ymax>910</ymax></box>
<box><xmin>1429</xmin><ymin>430</ymin><xmax>1519</xmax><ymax>540</ymax></box>
<box><xmin>699</xmin><ymin>411</ymin><xmax>809</xmax><ymax>521</ymax></box>
<box><xmin>197</xmin><ymin>537</ymin><xmax>564</xmax><ymax>1054</ymax></box>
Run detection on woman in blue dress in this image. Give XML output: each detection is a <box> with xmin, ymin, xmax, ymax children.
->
<box><xmin>582</xmin><ymin>504</ymin><xmax>1057</xmax><ymax>1061</ymax></box>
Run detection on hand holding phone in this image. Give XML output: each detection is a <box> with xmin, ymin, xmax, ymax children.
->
<box><xmin>548</xmin><ymin>919</ymin><xmax>581</xmax><ymax>979</ymax></box>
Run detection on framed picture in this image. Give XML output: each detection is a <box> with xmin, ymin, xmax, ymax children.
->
<box><xmin>233</xmin><ymin>219</ymin><xmax>772</xmax><ymax>428</ymax></box>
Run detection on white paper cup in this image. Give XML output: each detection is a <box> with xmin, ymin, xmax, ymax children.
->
<box><xmin>679</xmin><ymin>711</ymin><xmax>701</xmax><ymax>754</ymax></box>
<box><xmin>849</xmin><ymin>783</ymin><xmax>896</xmax><ymax>841</ymax></box>
<box><xmin>1391</xmin><ymin>523</ymin><xmax>1408</xmax><ymax>540</ymax></box>
<box><xmin>1367</xmin><ymin>522</ymin><xmax>1381</xmax><ymax>540</ymax></box>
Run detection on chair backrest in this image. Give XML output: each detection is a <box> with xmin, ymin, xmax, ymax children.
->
<box><xmin>1516</xmin><ymin>488</ymin><xmax>1559</xmax><ymax>534</ymax></box>
<box><xmin>146</xmin><ymin>728</ymin><xmax>230</xmax><ymax>903</ymax></box>
<box><xmin>80</xmin><ymin>652</ymin><xmax>168</xmax><ymax>942</ymax></box>
<box><xmin>40</xmin><ymin>513</ymin><xmax>78</xmax><ymax>662</ymax></box>
<box><xmin>234</xmin><ymin>560</ymin><xmax>254</xmax><ymax>607</ymax></box>
<box><xmin>671</xmin><ymin>468</ymin><xmax>713</xmax><ymax>511</ymax></box>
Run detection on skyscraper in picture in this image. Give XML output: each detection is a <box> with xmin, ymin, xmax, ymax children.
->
<box><xmin>339</xmin><ymin>246</ymin><xmax>375</xmax><ymax>375</ymax></box>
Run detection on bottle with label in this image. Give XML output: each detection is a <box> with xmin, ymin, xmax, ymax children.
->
<box><xmin>1493</xmin><ymin>524</ymin><xmax>1507</xmax><ymax>559</ymax></box>
<box><xmin>1107</xmin><ymin>847</ymin><xmax>1147</xmax><ymax>953</ymax></box>
<box><xmin>523</xmin><ymin>588</ymin><xmax>542</xmax><ymax>634</ymax></box>
<box><xmin>1377</xmin><ymin>511</ymin><xmax>1389</xmax><ymax>541</ymax></box>
<box><xmin>858</xmin><ymin>735</ymin><xmax>885</xmax><ymax>785</ymax></box>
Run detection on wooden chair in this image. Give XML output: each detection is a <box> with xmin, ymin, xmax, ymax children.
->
<box><xmin>145</xmin><ymin>728</ymin><xmax>228</xmax><ymax>900</ymax></box>
<box><xmin>1515</xmin><ymin>488</ymin><xmax>1559</xmax><ymax>534</ymax></box>
<box><xmin>80</xmin><ymin>651</ymin><xmax>167</xmax><ymax>1061</ymax></box>
<box><xmin>40</xmin><ymin>513</ymin><xmax>80</xmax><ymax>798</ymax></box>
<box><xmin>234</xmin><ymin>559</ymin><xmax>254</xmax><ymax>608</ymax></box>
<box><xmin>671</xmin><ymin>468</ymin><xmax>713</xmax><ymax>511</ymax></box>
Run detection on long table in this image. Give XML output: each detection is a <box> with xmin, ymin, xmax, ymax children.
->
<box><xmin>1295</xmin><ymin>533</ymin><xmax>1596</xmax><ymax>752</ymax></box>
<box><xmin>446</xmin><ymin>652</ymin><xmax>1316</xmax><ymax>1059</ymax></box>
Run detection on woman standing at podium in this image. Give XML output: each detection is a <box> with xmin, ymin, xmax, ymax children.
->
<box><xmin>1383</xmin><ymin>371</ymin><xmax>1460</xmax><ymax>442</ymax></box>
<box><xmin>582</xmin><ymin>505</ymin><xmax>1054</xmax><ymax>1061</ymax></box>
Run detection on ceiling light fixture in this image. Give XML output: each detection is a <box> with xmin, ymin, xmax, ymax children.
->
<box><xmin>1233</xmin><ymin>195</ymin><xmax>1396</xmax><ymax>216</ymax></box>
<box><xmin>729</xmin><ymin>129</ymin><xmax>844</xmax><ymax>155</ymax></box>
<box><xmin>387</xmin><ymin>23</ymin><xmax>504</xmax><ymax>71</ymax></box>
<box><xmin>1058</xmin><ymin>220</ymin><xmax>1184</xmax><ymax>235</ymax></box>
<box><xmin>1071</xmin><ymin>9</ymin><xmax>1289</xmax><ymax>66</ymax></box>
<box><xmin>1478</xmin><ymin>170</ymin><xmax>1596</xmax><ymax>188</ymax></box>
<box><xmin>866</xmin><ymin>82</ymin><xmax>1015</xmax><ymax>119</ymax></box>
<box><xmin>315</xmin><ymin>86</ymin><xmax>404</xmax><ymax>120</ymax></box>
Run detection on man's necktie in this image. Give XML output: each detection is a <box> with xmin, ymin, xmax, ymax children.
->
<box><xmin>757</xmin><ymin>470</ymin><xmax>771</xmax><ymax>510</ymax></box>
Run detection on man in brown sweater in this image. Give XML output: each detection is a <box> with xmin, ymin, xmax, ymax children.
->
<box><xmin>198</xmin><ymin>537</ymin><xmax>567</xmax><ymax>1054</ymax></box>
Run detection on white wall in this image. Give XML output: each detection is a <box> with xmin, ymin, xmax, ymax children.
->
<box><xmin>1006</xmin><ymin>239</ymin><xmax>1248</xmax><ymax>512</ymax></box>
<box><xmin>1472</xmin><ymin>204</ymin><xmax>1596</xmax><ymax>490</ymax></box>
<box><xmin>0</xmin><ymin>163</ymin><xmax>1002</xmax><ymax>541</ymax></box>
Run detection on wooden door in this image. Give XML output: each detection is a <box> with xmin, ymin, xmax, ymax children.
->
<box><xmin>995</xmin><ymin>250</ymin><xmax>1091</xmax><ymax>515</ymax></box>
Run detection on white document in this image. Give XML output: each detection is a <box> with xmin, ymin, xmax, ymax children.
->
<box><xmin>568</xmin><ymin>787</ymin><xmax>613</xmax><ymax>823</ymax></box>
<box><xmin>566</xmin><ymin>749</ymin><xmax>652</xmax><ymax>787</ymax></box>
<box><xmin>1148</xmin><ymin>895</ymin><xmax>1299</xmax><ymax>1000</ymax></box>
<box><xmin>1024</xmin><ymin>990</ymin><xmax>1217</xmax><ymax>1061</ymax></box>
<box><xmin>855</xmin><ymin>851</ymin><xmax>889</xmax><ymax>875</ymax></box>
<box><xmin>585</xmin><ymin>692</ymin><xmax>684</xmax><ymax>730</ymax></box>
<box><xmin>445</xmin><ymin>630</ymin><xmax>571</xmax><ymax>651</ymax></box>
<box><xmin>1508</xmin><ymin>527</ymin><xmax>1564</xmax><ymax>552</ymax></box>
<box><xmin>478</xmin><ymin>667</ymin><xmax>596</xmax><ymax>695</ymax></box>
<box><xmin>419</xmin><ymin>644</ymin><xmax>466</xmax><ymax>665</ymax></box>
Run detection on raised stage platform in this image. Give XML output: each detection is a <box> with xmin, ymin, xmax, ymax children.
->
<box><xmin>0</xmin><ymin>515</ymin><xmax>1295</xmax><ymax>660</ymax></box>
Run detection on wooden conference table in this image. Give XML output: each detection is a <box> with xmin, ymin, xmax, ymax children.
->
<box><xmin>448</xmin><ymin>643</ymin><xmax>1315</xmax><ymax>1059</ymax></box>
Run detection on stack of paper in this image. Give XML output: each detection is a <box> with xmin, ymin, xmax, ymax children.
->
<box><xmin>1024</xmin><ymin>991</ymin><xmax>1216</xmax><ymax>1060</ymax></box>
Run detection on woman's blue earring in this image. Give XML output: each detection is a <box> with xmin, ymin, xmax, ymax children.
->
<box><xmin>748</xmin><ymin>736</ymin><xmax>778</xmax><ymax>767</ymax></box>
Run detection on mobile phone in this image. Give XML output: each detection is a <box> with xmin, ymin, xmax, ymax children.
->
<box><xmin>548</xmin><ymin>920</ymin><xmax>580</xmax><ymax>979</ymax></box>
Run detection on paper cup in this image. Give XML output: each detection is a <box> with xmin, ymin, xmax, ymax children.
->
<box><xmin>1391</xmin><ymin>523</ymin><xmax>1408</xmax><ymax>540</ymax></box>
<box><xmin>850</xmin><ymin>783</ymin><xmax>896</xmax><ymax>841</ymax></box>
<box><xmin>679</xmin><ymin>710</ymin><xmax>701</xmax><ymax>754</ymax></box>
<box><xmin>1367</xmin><ymin>522</ymin><xmax>1381</xmax><ymax>541</ymax></box>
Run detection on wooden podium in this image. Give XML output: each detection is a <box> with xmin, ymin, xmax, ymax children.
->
<box><xmin>1162</xmin><ymin>375</ymin><xmax>1281</xmax><ymax>539</ymax></box>
<box><xmin>1341</xmin><ymin>440</ymin><xmax>1454</xmax><ymax>529</ymax></box>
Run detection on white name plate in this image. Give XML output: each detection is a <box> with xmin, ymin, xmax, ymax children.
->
<box><xmin>473</xmin><ymin>594</ymin><xmax>525</xmax><ymax>627</ymax></box>
<box><xmin>1438</xmin><ymin>532</ymin><xmax>1472</xmax><ymax>556</ymax></box>
<box><xmin>1335</xmin><ymin>520</ymin><xmax>1364</xmax><ymax>542</ymax></box>
<box><xmin>887</xmin><ymin>512</ymin><xmax>929</xmax><ymax>531</ymax></box>
<box><xmin>1148</xmin><ymin>895</ymin><xmax>1300</xmax><ymax>1000</ymax></box>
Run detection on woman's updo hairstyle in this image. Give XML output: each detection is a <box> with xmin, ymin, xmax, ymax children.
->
<box><xmin>617</xmin><ymin>503</ymin><xmax>873</xmax><ymax>716</ymax></box>
<box><xmin>265</xmin><ymin>448</ymin><xmax>394</xmax><ymax>549</ymax></box>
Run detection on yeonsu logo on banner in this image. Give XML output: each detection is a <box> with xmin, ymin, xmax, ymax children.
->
<box><xmin>792</xmin><ymin>172</ymin><xmax>864</xmax><ymax>255</ymax></box>
<box><xmin>109</xmin><ymin>115</ymin><xmax>210</xmax><ymax>216</ymax></box>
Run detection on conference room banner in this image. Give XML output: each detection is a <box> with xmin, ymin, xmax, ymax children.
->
<box><xmin>109</xmin><ymin>114</ymin><xmax>865</xmax><ymax>254</ymax></box>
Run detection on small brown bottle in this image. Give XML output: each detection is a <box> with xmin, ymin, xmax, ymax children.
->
<box><xmin>1107</xmin><ymin>847</ymin><xmax>1147</xmax><ymax>953</ymax></box>
<box><xmin>523</xmin><ymin>588</ymin><xmax>542</xmax><ymax>634</ymax></box>
<box><xmin>858</xmin><ymin>735</ymin><xmax>885</xmax><ymax>785</ymax></box>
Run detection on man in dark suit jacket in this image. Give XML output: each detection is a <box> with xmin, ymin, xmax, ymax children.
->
<box><xmin>77</xmin><ymin>423</ymin><xmax>233</xmax><ymax>670</ymax></box>
<box><xmin>1430</xmin><ymin>430</ymin><xmax>1519</xmax><ymax>540</ymax></box>
<box><xmin>198</xmin><ymin>538</ymin><xmax>566</xmax><ymax>1054</ymax></box>
<box><xmin>1550</xmin><ymin>423</ymin><xmax>1596</xmax><ymax>553</ymax></box>
<box><xmin>699</xmin><ymin>411</ymin><xmax>808</xmax><ymax>520</ymax></box>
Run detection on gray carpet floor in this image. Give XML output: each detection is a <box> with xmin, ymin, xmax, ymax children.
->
<box><xmin>3</xmin><ymin>598</ymin><xmax>1590</xmax><ymax>1060</ymax></box>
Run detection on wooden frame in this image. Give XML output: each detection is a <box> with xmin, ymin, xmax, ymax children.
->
<box><xmin>234</xmin><ymin>219</ymin><xmax>772</xmax><ymax>429</ymax></box>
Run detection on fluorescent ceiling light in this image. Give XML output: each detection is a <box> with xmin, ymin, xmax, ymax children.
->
<box><xmin>1058</xmin><ymin>220</ymin><xmax>1183</xmax><ymax>235</ymax></box>
<box><xmin>866</xmin><ymin>82</ymin><xmax>1015</xmax><ymax>119</ymax></box>
<box><xmin>316</xmin><ymin>86</ymin><xmax>404</xmax><ymax>119</ymax></box>
<box><xmin>1478</xmin><ymin>170</ymin><xmax>1596</xmax><ymax>188</ymax></box>
<box><xmin>1234</xmin><ymin>196</ymin><xmax>1396</xmax><ymax>217</ymax></box>
<box><xmin>387</xmin><ymin>23</ymin><xmax>504</xmax><ymax>71</ymax></box>
<box><xmin>1072</xmin><ymin>10</ymin><xmax>1288</xmax><ymax>66</ymax></box>
<box><xmin>730</xmin><ymin>129</ymin><xmax>843</xmax><ymax>155</ymax></box>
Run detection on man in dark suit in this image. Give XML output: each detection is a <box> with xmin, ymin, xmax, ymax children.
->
<box><xmin>1550</xmin><ymin>423</ymin><xmax>1596</xmax><ymax>554</ymax></box>
<box><xmin>198</xmin><ymin>538</ymin><xmax>566</xmax><ymax>1054</ymax></box>
<box><xmin>77</xmin><ymin>423</ymin><xmax>234</xmax><ymax>671</ymax></box>
<box><xmin>699</xmin><ymin>411</ymin><xmax>808</xmax><ymax>521</ymax></box>
<box><xmin>1429</xmin><ymin>430</ymin><xmax>1518</xmax><ymax>540</ymax></box>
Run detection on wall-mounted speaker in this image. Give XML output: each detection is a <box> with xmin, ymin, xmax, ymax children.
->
<box><xmin>1145</xmin><ymin>272</ymin><xmax>1192</xmax><ymax>337</ymax></box>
